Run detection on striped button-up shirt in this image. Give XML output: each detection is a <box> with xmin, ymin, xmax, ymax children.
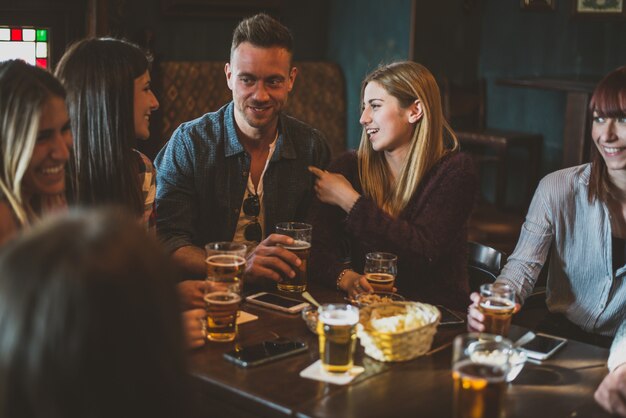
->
<box><xmin>498</xmin><ymin>163</ymin><xmax>626</xmax><ymax>337</ymax></box>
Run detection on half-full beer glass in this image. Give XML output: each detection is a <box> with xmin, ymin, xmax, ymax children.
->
<box><xmin>364</xmin><ymin>252</ymin><xmax>397</xmax><ymax>292</ymax></box>
<box><xmin>204</xmin><ymin>242</ymin><xmax>247</xmax><ymax>342</ymax></box>
<box><xmin>317</xmin><ymin>304</ymin><xmax>359</xmax><ymax>373</ymax></box>
<box><xmin>452</xmin><ymin>333</ymin><xmax>512</xmax><ymax>418</ymax></box>
<box><xmin>275</xmin><ymin>222</ymin><xmax>311</xmax><ymax>292</ymax></box>
<box><xmin>478</xmin><ymin>283</ymin><xmax>515</xmax><ymax>336</ymax></box>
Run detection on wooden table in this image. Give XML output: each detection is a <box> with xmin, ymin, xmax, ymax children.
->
<box><xmin>188</xmin><ymin>283</ymin><xmax>612</xmax><ymax>418</ymax></box>
<box><xmin>496</xmin><ymin>77</ymin><xmax>599</xmax><ymax>168</ymax></box>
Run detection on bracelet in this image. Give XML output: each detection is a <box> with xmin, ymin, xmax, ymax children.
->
<box><xmin>336</xmin><ymin>269</ymin><xmax>353</xmax><ymax>291</ymax></box>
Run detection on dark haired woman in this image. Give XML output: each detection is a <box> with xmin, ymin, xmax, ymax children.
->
<box><xmin>0</xmin><ymin>60</ymin><xmax>72</xmax><ymax>245</ymax></box>
<box><xmin>468</xmin><ymin>65</ymin><xmax>626</xmax><ymax>345</ymax></box>
<box><xmin>0</xmin><ymin>209</ymin><xmax>193</xmax><ymax>418</ymax></box>
<box><xmin>54</xmin><ymin>40</ymin><xmax>208</xmax><ymax>349</ymax></box>
<box><xmin>55</xmin><ymin>38</ymin><xmax>159</xmax><ymax>231</ymax></box>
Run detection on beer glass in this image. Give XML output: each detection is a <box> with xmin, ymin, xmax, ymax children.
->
<box><xmin>317</xmin><ymin>304</ymin><xmax>359</xmax><ymax>373</ymax></box>
<box><xmin>275</xmin><ymin>222</ymin><xmax>312</xmax><ymax>292</ymax></box>
<box><xmin>204</xmin><ymin>242</ymin><xmax>247</xmax><ymax>342</ymax></box>
<box><xmin>478</xmin><ymin>283</ymin><xmax>516</xmax><ymax>336</ymax></box>
<box><xmin>452</xmin><ymin>333</ymin><xmax>512</xmax><ymax>418</ymax></box>
<box><xmin>364</xmin><ymin>252</ymin><xmax>397</xmax><ymax>292</ymax></box>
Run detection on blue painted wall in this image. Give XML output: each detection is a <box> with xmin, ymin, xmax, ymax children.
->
<box><xmin>327</xmin><ymin>0</ymin><xmax>412</xmax><ymax>149</ymax></box>
<box><xmin>480</xmin><ymin>0</ymin><xmax>626</xmax><ymax>174</ymax></box>
<box><xmin>124</xmin><ymin>0</ymin><xmax>330</xmax><ymax>61</ymax></box>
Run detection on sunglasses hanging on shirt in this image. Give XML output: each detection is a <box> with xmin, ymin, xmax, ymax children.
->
<box><xmin>243</xmin><ymin>193</ymin><xmax>262</xmax><ymax>242</ymax></box>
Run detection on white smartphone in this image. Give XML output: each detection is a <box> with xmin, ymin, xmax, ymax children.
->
<box><xmin>246</xmin><ymin>292</ymin><xmax>310</xmax><ymax>314</ymax></box>
<box><xmin>519</xmin><ymin>332</ymin><xmax>567</xmax><ymax>361</ymax></box>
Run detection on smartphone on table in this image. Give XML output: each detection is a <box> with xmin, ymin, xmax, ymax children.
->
<box><xmin>223</xmin><ymin>340</ymin><xmax>308</xmax><ymax>368</ymax></box>
<box><xmin>246</xmin><ymin>292</ymin><xmax>309</xmax><ymax>314</ymax></box>
<box><xmin>518</xmin><ymin>332</ymin><xmax>567</xmax><ymax>361</ymax></box>
<box><xmin>436</xmin><ymin>305</ymin><xmax>465</xmax><ymax>325</ymax></box>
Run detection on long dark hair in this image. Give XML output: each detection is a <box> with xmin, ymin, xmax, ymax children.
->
<box><xmin>55</xmin><ymin>38</ymin><xmax>151</xmax><ymax>215</ymax></box>
<box><xmin>0</xmin><ymin>209</ymin><xmax>191</xmax><ymax>418</ymax></box>
<box><xmin>588</xmin><ymin>65</ymin><xmax>626</xmax><ymax>203</ymax></box>
<box><xmin>0</xmin><ymin>60</ymin><xmax>66</xmax><ymax>224</ymax></box>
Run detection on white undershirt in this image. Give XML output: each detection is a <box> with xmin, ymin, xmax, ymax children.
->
<box><xmin>232</xmin><ymin>136</ymin><xmax>278</xmax><ymax>245</ymax></box>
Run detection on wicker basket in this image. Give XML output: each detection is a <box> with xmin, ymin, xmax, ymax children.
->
<box><xmin>357</xmin><ymin>302</ymin><xmax>440</xmax><ymax>362</ymax></box>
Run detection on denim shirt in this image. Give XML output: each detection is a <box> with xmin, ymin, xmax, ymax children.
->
<box><xmin>498</xmin><ymin>164</ymin><xmax>626</xmax><ymax>336</ymax></box>
<box><xmin>155</xmin><ymin>102</ymin><xmax>330</xmax><ymax>253</ymax></box>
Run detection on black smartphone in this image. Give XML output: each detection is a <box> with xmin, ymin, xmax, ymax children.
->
<box><xmin>519</xmin><ymin>333</ymin><xmax>567</xmax><ymax>361</ymax></box>
<box><xmin>436</xmin><ymin>305</ymin><xmax>465</xmax><ymax>325</ymax></box>
<box><xmin>223</xmin><ymin>340</ymin><xmax>308</xmax><ymax>368</ymax></box>
<box><xmin>246</xmin><ymin>292</ymin><xmax>310</xmax><ymax>314</ymax></box>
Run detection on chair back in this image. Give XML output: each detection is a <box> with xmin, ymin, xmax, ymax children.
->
<box><xmin>439</xmin><ymin>77</ymin><xmax>486</xmax><ymax>131</ymax></box>
<box><xmin>467</xmin><ymin>241</ymin><xmax>506</xmax><ymax>293</ymax></box>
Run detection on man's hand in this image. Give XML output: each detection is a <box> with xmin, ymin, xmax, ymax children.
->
<box><xmin>177</xmin><ymin>280</ymin><xmax>205</xmax><ymax>310</ymax></box>
<box><xmin>595</xmin><ymin>364</ymin><xmax>626</xmax><ymax>417</ymax></box>
<box><xmin>308</xmin><ymin>166</ymin><xmax>360</xmax><ymax>213</ymax></box>
<box><xmin>182</xmin><ymin>308</ymin><xmax>207</xmax><ymax>349</ymax></box>
<box><xmin>245</xmin><ymin>234</ymin><xmax>302</xmax><ymax>283</ymax></box>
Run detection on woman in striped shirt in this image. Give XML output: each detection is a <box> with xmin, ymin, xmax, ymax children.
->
<box><xmin>468</xmin><ymin>65</ymin><xmax>626</xmax><ymax>347</ymax></box>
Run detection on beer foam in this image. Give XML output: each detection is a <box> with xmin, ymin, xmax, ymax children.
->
<box><xmin>319</xmin><ymin>309</ymin><xmax>359</xmax><ymax>326</ymax></box>
<box><xmin>365</xmin><ymin>273</ymin><xmax>394</xmax><ymax>283</ymax></box>
<box><xmin>470</xmin><ymin>349</ymin><xmax>510</xmax><ymax>366</ymax></box>
<box><xmin>281</xmin><ymin>240</ymin><xmax>311</xmax><ymax>250</ymax></box>
<box><xmin>479</xmin><ymin>297</ymin><xmax>515</xmax><ymax>311</ymax></box>
<box><xmin>203</xmin><ymin>291</ymin><xmax>241</xmax><ymax>305</ymax></box>
<box><xmin>205</xmin><ymin>254</ymin><xmax>246</xmax><ymax>267</ymax></box>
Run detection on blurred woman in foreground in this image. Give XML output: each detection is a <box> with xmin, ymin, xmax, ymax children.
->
<box><xmin>0</xmin><ymin>209</ymin><xmax>195</xmax><ymax>418</ymax></box>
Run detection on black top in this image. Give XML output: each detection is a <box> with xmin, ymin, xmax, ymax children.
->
<box><xmin>612</xmin><ymin>235</ymin><xmax>626</xmax><ymax>273</ymax></box>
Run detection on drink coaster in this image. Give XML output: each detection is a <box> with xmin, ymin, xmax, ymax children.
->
<box><xmin>237</xmin><ymin>311</ymin><xmax>258</xmax><ymax>325</ymax></box>
<box><xmin>299</xmin><ymin>360</ymin><xmax>364</xmax><ymax>385</ymax></box>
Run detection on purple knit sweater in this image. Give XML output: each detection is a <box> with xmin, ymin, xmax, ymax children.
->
<box><xmin>310</xmin><ymin>151</ymin><xmax>477</xmax><ymax>311</ymax></box>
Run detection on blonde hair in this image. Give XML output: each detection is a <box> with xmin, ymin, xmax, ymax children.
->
<box><xmin>358</xmin><ymin>61</ymin><xmax>458</xmax><ymax>217</ymax></box>
<box><xmin>0</xmin><ymin>60</ymin><xmax>66</xmax><ymax>226</ymax></box>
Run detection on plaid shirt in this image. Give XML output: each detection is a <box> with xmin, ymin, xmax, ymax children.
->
<box><xmin>154</xmin><ymin>102</ymin><xmax>330</xmax><ymax>253</ymax></box>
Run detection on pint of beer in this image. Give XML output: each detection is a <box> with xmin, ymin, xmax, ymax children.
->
<box><xmin>317</xmin><ymin>304</ymin><xmax>359</xmax><ymax>373</ymax></box>
<box><xmin>364</xmin><ymin>252</ymin><xmax>397</xmax><ymax>292</ymax></box>
<box><xmin>204</xmin><ymin>242</ymin><xmax>247</xmax><ymax>342</ymax></box>
<box><xmin>478</xmin><ymin>283</ymin><xmax>516</xmax><ymax>336</ymax></box>
<box><xmin>452</xmin><ymin>334</ymin><xmax>512</xmax><ymax>418</ymax></box>
<box><xmin>203</xmin><ymin>290</ymin><xmax>241</xmax><ymax>342</ymax></box>
<box><xmin>275</xmin><ymin>222</ymin><xmax>312</xmax><ymax>292</ymax></box>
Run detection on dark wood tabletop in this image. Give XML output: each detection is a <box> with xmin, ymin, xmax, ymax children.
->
<box><xmin>187</xmin><ymin>282</ymin><xmax>612</xmax><ymax>418</ymax></box>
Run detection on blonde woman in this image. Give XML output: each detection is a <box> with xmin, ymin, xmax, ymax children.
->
<box><xmin>310</xmin><ymin>61</ymin><xmax>477</xmax><ymax>310</ymax></box>
<box><xmin>0</xmin><ymin>60</ymin><xmax>72</xmax><ymax>246</ymax></box>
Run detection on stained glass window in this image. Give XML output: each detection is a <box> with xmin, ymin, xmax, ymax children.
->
<box><xmin>0</xmin><ymin>26</ymin><xmax>50</xmax><ymax>69</ymax></box>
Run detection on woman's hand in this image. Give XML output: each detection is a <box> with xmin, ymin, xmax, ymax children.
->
<box><xmin>338</xmin><ymin>270</ymin><xmax>374</xmax><ymax>298</ymax></box>
<box><xmin>595</xmin><ymin>364</ymin><xmax>626</xmax><ymax>417</ymax></box>
<box><xmin>182</xmin><ymin>308</ymin><xmax>207</xmax><ymax>349</ymax></box>
<box><xmin>177</xmin><ymin>280</ymin><xmax>206</xmax><ymax>310</ymax></box>
<box><xmin>467</xmin><ymin>291</ymin><xmax>521</xmax><ymax>332</ymax></box>
<box><xmin>309</xmin><ymin>166</ymin><xmax>360</xmax><ymax>213</ymax></box>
